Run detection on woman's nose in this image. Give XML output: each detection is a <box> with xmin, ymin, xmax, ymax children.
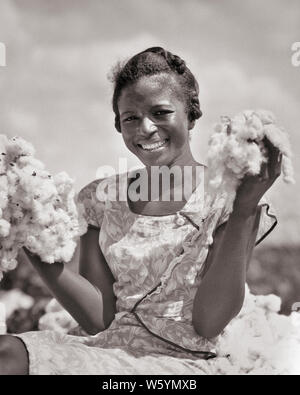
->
<box><xmin>139</xmin><ymin>117</ymin><xmax>157</xmax><ymax>135</ymax></box>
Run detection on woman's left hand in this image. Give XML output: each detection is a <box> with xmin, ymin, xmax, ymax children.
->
<box><xmin>233</xmin><ymin>137</ymin><xmax>282</xmax><ymax>213</ymax></box>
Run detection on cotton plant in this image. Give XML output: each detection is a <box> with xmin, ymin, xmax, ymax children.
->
<box><xmin>206</xmin><ymin>110</ymin><xmax>295</xmax><ymax>211</ymax></box>
<box><xmin>0</xmin><ymin>135</ymin><xmax>88</xmax><ymax>280</ymax></box>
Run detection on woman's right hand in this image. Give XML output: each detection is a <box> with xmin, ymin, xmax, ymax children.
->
<box><xmin>233</xmin><ymin>137</ymin><xmax>282</xmax><ymax>215</ymax></box>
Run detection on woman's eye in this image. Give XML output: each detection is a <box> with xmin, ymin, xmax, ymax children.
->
<box><xmin>154</xmin><ymin>110</ymin><xmax>172</xmax><ymax>116</ymax></box>
<box><xmin>123</xmin><ymin>116</ymin><xmax>137</xmax><ymax>122</ymax></box>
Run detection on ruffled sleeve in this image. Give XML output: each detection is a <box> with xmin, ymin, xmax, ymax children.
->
<box><xmin>76</xmin><ymin>179</ymin><xmax>106</xmax><ymax>230</ymax></box>
<box><xmin>216</xmin><ymin>194</ymin><xmax>278</xmax><ymax>246</ymax></box>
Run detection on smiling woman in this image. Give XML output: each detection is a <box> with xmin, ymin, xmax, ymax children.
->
<box><xmin>0</xmin><ymin>46</ymin><xmax>285</xmax><ymax>375</ymax></box>
<box><xmin>112</xmin><ymin>47</ymin><xmax>205</xmax><ymax>215</ymax></box>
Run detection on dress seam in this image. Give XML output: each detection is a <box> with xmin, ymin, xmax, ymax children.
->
<box><xmin>131</xmin><ymin>310</ymin><xmax>216</xmax><ymax>360</ymax></box>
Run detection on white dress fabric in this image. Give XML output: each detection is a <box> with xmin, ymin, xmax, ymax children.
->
<box><xmin>14</xmin><ymin>168</ymin><xmax>278</xmax><ymax>375</ymax></box>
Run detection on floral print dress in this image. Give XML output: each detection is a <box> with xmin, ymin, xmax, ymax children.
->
<box><xmin>14</xmin><ymin>168</ymin><xmax>277</xmax><ymax>375</ymax></box>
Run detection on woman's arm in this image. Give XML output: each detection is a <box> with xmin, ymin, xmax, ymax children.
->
<box><xmin>23</xmin><ymin>227</ymin><xmax>116</xmax><ymax>335</ymax></box>
<box><xmin>192</xmin><ymin>203</ymin><xmax>261</xmax><ymax>339</ymax></box>
<box><xmin>79</xmin><ymin>226</ymin><xmax>116</xmax><ymax>329</ymax></box>
<box><xmin>192</xmin><ymin>138</ymin><xmax>282</xmax><ymax>339</ymax></box>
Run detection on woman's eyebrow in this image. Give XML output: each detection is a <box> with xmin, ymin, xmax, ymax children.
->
<box><xmin>120</xmin><ymin>110</ymin><xmax>135</xmax><ymax>116</ymax></box>
<box><xmin>151</xmin><ymin>103</ymin><xmax>173</xmax><ymax>109</ymax></box>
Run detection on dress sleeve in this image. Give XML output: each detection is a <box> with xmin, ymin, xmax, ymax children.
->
<box><xmin>76</xmin><ymin>179</ymin><xmax>106</xmax><ymax>230</ymax></box>
<box><xmin>215</xmin><ymin>194</ymin><xmax>278</xmax><ymax>246</ymax></box>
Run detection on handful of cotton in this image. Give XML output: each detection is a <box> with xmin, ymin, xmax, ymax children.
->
<box><xmin>206</xmin><ymin>110</ymin><xmax>295</xmax><ymax>205</ymax></box>
<box><xmin>0</xmin><ymin>135</ymin><xmax>87</xmax><ymax>280</ymax></box>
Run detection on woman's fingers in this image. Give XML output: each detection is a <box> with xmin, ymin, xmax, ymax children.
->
<box><xmin>262</xmin><ymin>137</ymin><xmax>282</xmax><ymax>181</ymax></box>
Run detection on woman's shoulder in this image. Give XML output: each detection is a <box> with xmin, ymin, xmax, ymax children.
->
<box><xmin>77</xmin><ymin>178</ymin><xmax>109</xmax><ymax>229</ymax></box>
<box><xmin>78</xmin><ymin>169</ymin><xmax>133</xmax><ymax>206</ymax></box>
<box><xmin>78</xmin><ymin>179</ymin><xmax>102</xmax><ymax>201</ymax></box>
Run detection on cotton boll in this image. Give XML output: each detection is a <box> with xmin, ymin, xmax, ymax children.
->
<box><xmin>230</xmin><ymin>113</ymin><xmax>246</xmax><ymax>134</ymax></box>
<box><xmin>210</xmin><ymin>283</ymin><xmax>300</xmax><ymax>374</ymax></box>
<box><xmin>0</xmin><ymin>174</ymin><xmax>8</xmax><ymax>190</ymax></box>
<box><xmin>0</xmin><ymin>194</ymin><xmax>8</xmax><ymax>211</ymax></box>
<box><xmin>45</xmin><ymin>298</ymin><xmax>64</xmax><ymax>314</ymax></box>
<box><xmin>6</xmin><ymin>171</ymin><xmax>19</xmax><ymax>196</ymax></box>
<box><xmin>245</xmin><ymin>145</ymin><xmax>265</xmax><ymax>175</ymax></box>
<box><xmin>254</xmin><ymin>293</ymin><xmax>281</xmax><ymax>313</ymax></box>
<box><xmin>39</xmin><ymin>310</ymin><xmax>78</xmax><ymax>334</ymax></box>
<box><xmin>54</xmin><ymin>172</ymin><xmax>74</xmax><ymax>195</ymax></box>
<box><xmin>214</xmin><ymin>357</ymin><xmax>240</xmax><ymax>375</ymax></box>
<box><xmin>5</xmin><ymin>136</ymin><xmax>35</xmax><ymax>157</ymax></box>
<box><xmin>244</xmin><ymin>127</ymin><xmax>258</xmax><ymax>140</ymax></box>
<box><xmin>0</xmin><ymin>219</ymin><xmax>10</xmax><ymax>237</ymax></box>
<box><xmin>282</xmin><ymin>156</ymin><xmax>295</xmax><ymax>184</ymax></box>
<box><xmin>267</xmin><ymin>313</ymin><xmax>294</xmax><ymax>340</ymax></box>
<box><xmin>0</xmin><ymin>133</ymin><xmax>84</xmax><ymax>273</ymax></box>
<box><xmin>263</xmin><ymin>124</ymin><xmax>292</xmax><ymax>156</ymax></box>
<box><xmin>0</xmin><ymin>257</ymin><xmax>18</xmax><ymax>272</ymax></box>
<box><xmin>10</xmin><ymin>210</ymin><xmax>24</xmax><ymax>222</ymax></box>
<box><xmin>214</xmin><ymin>357</ymin><xmax>234</xmax><ymax>373</ymax></box>
<box><xmin>247</xmin><ymin>113</ymin><xmax>263</xmax><ymax>131</ymax></box>
<box><xmin>213</xmin><ymin>122</ymin><xmax>226</xmax><ymax>134</ymax></box>
<box><xmin>58</xmin><ymin>242</ymin><xmax>77</xmax><ymax>263</ymax></box>
<box><xmin>16</xmin><ymin>156</ymin><xmax>45</xmax><ymax>171</ymax></box>
<box><xmin>248</xmin><ymin>366</ymin><xmax>275</xmax><ymax>375</ymax></box>
<box><xmin>18</xmin><ymin>174</ymin><xmax>57</xmax><ymax>205</ymax></box>
<box><xmin>255</xmin><ymin>110</ymin><xmax>276</xmax><ymax>125</ymax></box>
<box><xmin>206</xmin><ymin>109</ymin><xmax>295</xmax><ymax>220</ymax></box>
<box><xmin>33</xmin><ymin>207</ymin><xmax>53</xmax><ymax>226</ymax></box>
<box><xmin>265</xmin><ymin>340</ymin><xmax>300</xmax><ymax>374</ymax></box>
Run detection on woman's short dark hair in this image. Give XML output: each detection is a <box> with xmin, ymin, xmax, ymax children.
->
<box><xmin>110</xmin><ymin>47</ymin><xmax>202</xmax><ymax>132</ymax></box>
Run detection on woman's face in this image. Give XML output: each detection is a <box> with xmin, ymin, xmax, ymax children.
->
<box><xmin>118</xmin><ymin>74</ymin><xmax>195</xmax><ymax>167</ymax></box>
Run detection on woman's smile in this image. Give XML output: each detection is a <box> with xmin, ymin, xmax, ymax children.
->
<box><xmin>137</xmin><ymin>138</ymin><xmax>169</xmax><ymax>152</ymax></box>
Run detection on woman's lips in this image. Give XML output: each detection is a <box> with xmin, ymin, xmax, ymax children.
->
<box><xmin>137</xmin><ymin>138</ymin><xmax>169</xmax><ymax>152</ymax></box>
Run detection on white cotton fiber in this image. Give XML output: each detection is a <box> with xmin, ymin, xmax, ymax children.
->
<box><xmin>206</xmin><ymin>110</ymin><xmax>295</xmax><ymax>212</ymax></box>
<box><xmin>0</xmin><ymin>135</ymin><xmax>88</xmax><ymax>280</ymax></box>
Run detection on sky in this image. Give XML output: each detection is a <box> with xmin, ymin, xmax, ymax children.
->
<box><xmin>0</xmin><ymin>0</ymin><xmax>299</xmax><ymax>245</ymax></box>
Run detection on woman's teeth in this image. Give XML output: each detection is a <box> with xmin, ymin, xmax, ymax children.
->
<box><xmin>139</xmin><ymin>139</ymin><xmax>169</xmax><ymax>151</ymax></box>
